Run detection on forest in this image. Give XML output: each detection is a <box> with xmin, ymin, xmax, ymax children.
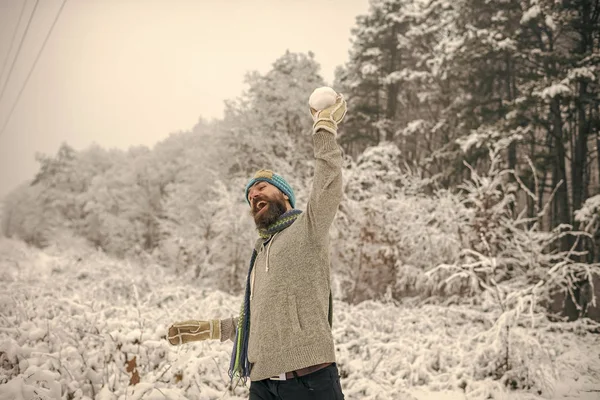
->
<box><xmin>2</xmin><ymin>0</ymin><xmax>600</xmax><ymax>319</ymax></box>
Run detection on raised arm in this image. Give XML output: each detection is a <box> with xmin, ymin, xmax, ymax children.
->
<box><xmin>305</xmin><ymin>88</ymin><xmax>347</xmax><ymax>238</ymax></box>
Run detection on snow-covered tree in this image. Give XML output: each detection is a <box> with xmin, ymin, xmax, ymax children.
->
<box><xmin>332</xmin><ymin>142</ymin><xmax>463</xmax><ymax>303</ymax></box>
<box><xmin>218</xmin><ymin>51</ymin><xmax>325</xmax><ymax>184</ymax></box>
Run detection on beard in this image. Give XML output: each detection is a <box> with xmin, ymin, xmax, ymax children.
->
<box><xmin>250</xmin><ymin>195</ymin><xmax>288</xmax><ymax>230</ymax></box>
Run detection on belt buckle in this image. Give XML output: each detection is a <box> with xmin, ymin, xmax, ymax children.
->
<box><xmin>270</xmin><ymin>373</ymin><xmax>286</xmax><ymax>381</ymax></box>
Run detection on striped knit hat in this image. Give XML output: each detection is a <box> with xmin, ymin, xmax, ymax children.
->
<box><xmin>245</xmin><ymin>169</ymin><xmax>295</xmax><ymax>208</ymax></box>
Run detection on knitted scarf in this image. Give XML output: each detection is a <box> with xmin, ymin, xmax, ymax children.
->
<box><xmin>228</xmin><ymin>209</ymin><xmax>303</xmax><ymax>383</ymax></box>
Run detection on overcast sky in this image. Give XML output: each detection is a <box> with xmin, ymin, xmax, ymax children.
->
<box><xmin>0</xmin><ymin>0</ymin><xmax>370</xmax><ymax>199</ymax></box>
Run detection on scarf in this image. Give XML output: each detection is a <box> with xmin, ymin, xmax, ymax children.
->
<box><xmin>228</xmin><ymin>209</ymin><xmax>303</xmax><ymax>383</ymax></box>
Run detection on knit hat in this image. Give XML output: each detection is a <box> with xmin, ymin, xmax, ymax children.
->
<box><xmin>245</xmin><ymin>169</ymin><xmax>296</xmax><ymax>208</ymax></box>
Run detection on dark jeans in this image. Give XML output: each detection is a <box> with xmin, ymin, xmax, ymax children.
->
<box><xmin>249</xmin><ymin>363</ymin><xmax>345</xmax><ymax>400</ymax></box>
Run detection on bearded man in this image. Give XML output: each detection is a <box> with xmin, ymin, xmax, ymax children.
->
<box><xmin>167</xmin><ymin>87</ymin><xmax>346</xmax><ymax>400</ymax></box>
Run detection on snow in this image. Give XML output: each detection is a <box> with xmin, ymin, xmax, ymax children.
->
<box><xmin>495</xmin><ymin>37</ymin><xmax>517</xmax><ymax>51</ymax></box>
<box><xmin>575</xmin><ymin>195</ymin><xmax>600</xmax><ymax>223</ymax></box>
<box><xmin>402</xmin><ymin>119</ymin><xmax>428</xmax><ymax>137</ymax></box>
<box><xmin>521</xmin><ymin>5</ymin><xmax>542</xmax><ymax>25</ymax></box>
<box><xmin>384</xmin><ymin>69</ymin><xmax>429</xmax><ymax>85</ymax></box>
<box><xmin>566</xmin><ymin>67</ymin><xmax>597</xmax><ymax>82</ymax></box>
<box><xmin>363</xmin><ymin>47</ymin><xmax>382</xmax><ymax>58</ymax></box>
<box><xmin>545</xmin><ymin>15</ymin><xmax>557</xmax><ymax>31</ymax></box>
<box><xmin>27</xmin><ymin>327</ymin><xmax>47</xmax><ymax>341</ymax></box>
<box><xmin>457</xmin><ymin>130</ymin><xmax>487</xmax><ymax>153</ymax></box>
<box><xmin>361</xmin><ymin>63</ymin><xmax>379</xmax><ymax>75</ymax></box>
<box><xmin>536</xmin><ymin>83</ymin><xmax>572</xmax><ymax>99</ymax></box>
<box><xmin>0</xmin><ymin>238</ymin><xmax>599</xmax><ymax>399</ymax></box>
<box><xmin>438</xmin><ymin>35</ymin><xmax>464</xmax><ymax>56</ymax></box>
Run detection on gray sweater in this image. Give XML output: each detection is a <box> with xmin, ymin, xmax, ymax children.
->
<box><xmin>220</xmin><ymin>129</ymin><xmax>343</xmax><ymax>381</ymax></box>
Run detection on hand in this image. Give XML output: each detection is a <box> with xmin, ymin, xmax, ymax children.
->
<box><xmin>309</xmin><ymin>92</ymin><xmax>347</xmax><ymax>135</ymax></box>
<box><xmin>167</xmin><ymin>319</ymin><xmax>220</xmax><ymax>345</ymax></box>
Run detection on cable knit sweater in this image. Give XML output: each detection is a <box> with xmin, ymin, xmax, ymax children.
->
<box><xmin>220</xmin><ymin>129</ymin><xmax>342</xmax><ymax>381</ymax></box>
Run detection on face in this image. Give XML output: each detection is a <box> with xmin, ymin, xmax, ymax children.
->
<box><xmin>248</xmin><ymin>181</ymin><xmax>290</xmax><ymax>229</ymax></box>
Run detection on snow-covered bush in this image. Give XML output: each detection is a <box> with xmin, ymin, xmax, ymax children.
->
<box><xmin>426</xmin><ymin>149</ymin><xmax>600</xmax><ymax>391</ymax></box>
<box><xmin>0</xmin><ymin>239</ymin><xmax>246</xmax><ymax>400</ymax></box>
<box><xmin>1</xmin><ymin>238</ymin><xmax>599</xmax><ymax>399</ymax></box>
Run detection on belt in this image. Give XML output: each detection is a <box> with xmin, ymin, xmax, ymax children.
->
<box><xmin>269</xmin><ymin>362</ymin><xmax>332</xmax><ymax>381</ymax></box>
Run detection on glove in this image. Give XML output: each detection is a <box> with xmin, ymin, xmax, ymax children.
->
<box><xmin>167</xmin><ymin>319</ymin><xmax>220</xmax><ymax>345</ymax></box>
<box><xmin>309</xmin><ymin>91</ymin><xmax>347</xmax><ymax>135</ymax></box>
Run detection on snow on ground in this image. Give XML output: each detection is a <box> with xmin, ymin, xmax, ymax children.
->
<box><xmin>0</xmin><ymin>238</ymin><xmax>599</xmax><ymax>400</ymax></box>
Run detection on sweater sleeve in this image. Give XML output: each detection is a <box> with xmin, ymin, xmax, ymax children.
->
<box><xmin>219</xmin><ymin>317</ymin><xmax>238</xmax><ymax>342</ymax></box>
<box><xmin>305</xmin><ymin>129</ymin><xmax>343</xmax><ymax>239</ymax></box>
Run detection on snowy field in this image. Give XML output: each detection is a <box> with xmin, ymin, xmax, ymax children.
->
<box><xmin>0</xmin><ymin>238</ymin><xmax>599</xmax><ymax>400</ymax></box>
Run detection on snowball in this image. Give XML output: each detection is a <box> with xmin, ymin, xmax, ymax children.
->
<box><xmin>309</xmin><ymin>87</ymin><xmax>338</xmax><ymax>110</ymax></box>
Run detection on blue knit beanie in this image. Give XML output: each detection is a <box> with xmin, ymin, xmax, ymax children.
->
<box><xmin>245</xmin><ymin>169</ymin><xmax>295</xmax><ymax>208</ymax></box>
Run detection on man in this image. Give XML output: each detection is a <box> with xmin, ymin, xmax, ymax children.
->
<box><xmin>167</xmin><ymin>87</ymin><xmax>347</xmax><ymax>400</ymax></box>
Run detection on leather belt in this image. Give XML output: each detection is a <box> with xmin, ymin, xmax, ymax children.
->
<box><xmin>270</xmin><ymin>362</ymin><xmax>332</xmax><ymax>381</ymax></box>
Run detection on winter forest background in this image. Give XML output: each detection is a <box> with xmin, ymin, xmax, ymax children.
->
<box><xmin>1</xmin><ymin>0</ymin><xmax>600</xmax><ymax>399</ymax></box>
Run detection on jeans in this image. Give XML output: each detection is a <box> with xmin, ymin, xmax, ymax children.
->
<box><xmin>249</xmin><ymin>363</ymin><xmax>345</xmax><ymax>400</ymax></box>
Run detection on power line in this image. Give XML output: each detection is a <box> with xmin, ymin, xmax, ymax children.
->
<box><xmin>0</xmin><ymin>0</ymin><xmax>28</xmax><ymax>85</ymax></box>
<box><xmin>0</xmin><ymin>0</ymin><xmax>39</xmax><ymax>107</ymax></box>
<box><xmin>0</xmin><ymin>0</ymin><xmax>68</xmax><ymax>138</ymax></box>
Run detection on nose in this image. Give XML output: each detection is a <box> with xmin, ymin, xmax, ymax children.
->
<box><xmin>248</xmin><ymin>188</ymin><xmax>258</xmax><ymax>203</ymax></box>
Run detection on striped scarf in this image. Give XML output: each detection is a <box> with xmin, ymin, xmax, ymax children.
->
<box><xmin>228</xmin><ymin>209</ymin><xmax>303</xmax><ymax>383</ymax></box>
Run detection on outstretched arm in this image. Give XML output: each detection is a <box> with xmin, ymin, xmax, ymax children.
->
<box><xmin>167</xmin><ymin>317</ymin><xmax>238</xmax><ymax>345</ymax></box>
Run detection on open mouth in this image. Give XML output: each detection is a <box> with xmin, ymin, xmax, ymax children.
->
<box><xmin>255</xmin><ymin>201</ymin><xmax>268</xmax><ymax>214</ymax></box>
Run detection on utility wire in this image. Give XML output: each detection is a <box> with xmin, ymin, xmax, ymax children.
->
<box><xmin>0</xmin><ymin>0</ymin><xmax>39</xmax><ymax>107</ymax></box>
<box><xmin>0</xmin><ymin>0</ymin><xmax>68</xmax><ymax>138</ymax></box>
<box><xmin>0</xmin><ymin>0</ymin><xmax>28</xmax><ymax>85</ymax></box>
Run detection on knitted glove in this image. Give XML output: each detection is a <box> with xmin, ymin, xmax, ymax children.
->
<box><xmin>309</xmin><ymin>89</ymin><xmax>347</xmax><ymax>135</ymax></box>
<box><xmin>167</xmin><ymin>320</ymin><xmax>220</xmax><ymax>345</ymax></box>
